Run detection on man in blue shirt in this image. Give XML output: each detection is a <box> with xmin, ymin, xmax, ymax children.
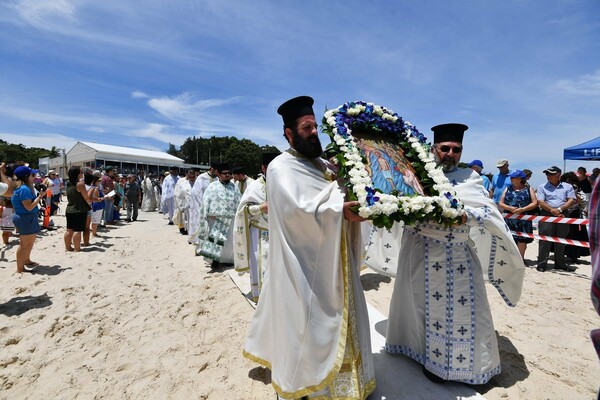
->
<box><xmin>489</xmin><ymin>158</ymin><xmax>511</xmax><ymax>207</ymax></box>
<box><xmin>467</xmin><ymin>159</ymin><xmax>491</xmax><ymax>191</ymax></box>
<box><xmin>536</xmin><ymin>166</ymin><xmax>577</xmax><ymax>272</ymax></box>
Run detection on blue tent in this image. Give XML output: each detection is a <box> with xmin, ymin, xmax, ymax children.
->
<box><xmin>563</xmin><ymin>136</ymin><xmax>600</xmax><ymax>161</ymax></box>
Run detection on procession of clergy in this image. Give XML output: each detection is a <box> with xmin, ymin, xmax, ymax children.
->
<box><xmin>155</xmin><ymin>96</ymin><xmax>525</xmax><ymax>400</ymax></box>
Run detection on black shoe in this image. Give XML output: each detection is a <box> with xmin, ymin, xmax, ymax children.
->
<box><xmin>536</xmin><ymin>266</ymin><xmax>546</xmax><ymax>272</ymax></box>
<box><xmin>125</xmin><ymin>218</ymin><xmax>131</xmax><ymax>222</ymax></box>
<box><xmin>179</xmin><ymin>228</ymin><xmax>188</xmax><ymax>235</ymax></box>
<box><xmin>168</xmin><ymin>221</ymin><xmax>174</xmax><ymax>225</ymax></box>
<box><xmin>422</xmin><ymin>366</ymin><xmax>446</xmax><ymax>384</ymax></box>
<box><xmin>556</xmin><ymin>265</ymin><xmax>576</xmax><ymax>272</ymax></box>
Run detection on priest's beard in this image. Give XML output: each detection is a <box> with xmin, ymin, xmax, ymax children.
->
<box><xmin>292</xmin><ymin>129</ymin><xmax>323</xmax><ymax>159</ymax></box>
<box><xmin>219</xmin><ymin>178</ymin><xmax>230</xmax><ymax>185</ymax></box>
<box><xmin>433</xmin><ymin>150</ymin><xmax>458</xmax><ymax>172</ymax></box>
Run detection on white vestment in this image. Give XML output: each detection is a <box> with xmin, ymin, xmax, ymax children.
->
<box><xmin>233</xmin><ymin>176</ymin><xmax>268</xmax><ymax>302</ymax></box>
<box><xmin>379</xmin><ymin>168</ymin><xmax>525</xmax><ymax>384</ymax></box>
<box><xmin>244</xmin><ymin>150</ymin><xmax>375</xmax><ymax>399</ymax></box>
<box><xmin>141</xmin><ymin>177</ymin><xmax>157</xmax><ymax>211</ymax></box>
<box><xmin>189</xmin><ymin>172</ymin><xmax>214</xmax><ymax>245</ymax></box>
<box><xmin>174</xmin><ymin>178</ymin><xmax>193</xmax><ymax>227</ymax></box>
<box><xmin>196</xmin><ymin>180</ymin><xmax>241</xmax><ymax>263</ymax></box>
<box><xmin>161</xmin><ymin>175</ymin><xmax>178</xmax><ymax>220</ymax></box>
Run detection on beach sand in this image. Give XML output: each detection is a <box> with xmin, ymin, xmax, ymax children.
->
<box><xmin>1</xmin><ymin>206</ymin><xmax>598</xmax><ymax>399</ymax></box>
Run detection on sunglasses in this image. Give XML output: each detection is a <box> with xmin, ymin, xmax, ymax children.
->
<box><xmin>438</xmin><ymin>145</ymin><xmax>463</xmax><ymax>153</ymax></box>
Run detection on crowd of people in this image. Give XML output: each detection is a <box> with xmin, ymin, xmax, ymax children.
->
<box><xmin>2</xmin><ymin>95</ymin><xmax>600</xmax><ymax>399</ymax></box>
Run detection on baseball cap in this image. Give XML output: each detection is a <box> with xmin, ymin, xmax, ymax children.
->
<box><xmin>467</xmin><ymin>159</ymin><xmax>483</xmax><ymax>169</ymax></box>
<box><xmin>496</xmin><ymin>159</ymin><xmax>509</xmax><ymax>168</ymax></box>
<box><xmin>509</xmin><ymin>170</ymin><xmax>526</xmax><ymax>179</ymax></box>
<box><xmin>13</xmin><ymin>166</ymin><xmax>38</xmax><ymax>178</ymax></box>
<box><xmin>543</xmin><ymin>166</ymin><xmax>561</xmax><ymax>175</ymax></box>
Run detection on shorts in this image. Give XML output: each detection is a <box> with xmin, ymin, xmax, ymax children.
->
<box><xmin>12</xmin><ymin>212</ymin><xmax>40</xmax><ymax>236</ymax></box>
<box><xmin>91</xmin><ymin>209</ymin><xmax>103</xmax><ymax>225</ymax></box>
<box><xmin>66</xmin><ymin>212</ymin><xmax>88</xmax><ymax>232</ymax></box>
<box><xmin>1</xmin><ymin>207</ymin><xmax>15</xmax><ymax>231</ymax></box>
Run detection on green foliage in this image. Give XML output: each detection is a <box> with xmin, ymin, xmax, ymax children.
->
<box><xmin>175</xmin><ymin>136</ymin><xmax>275</xmax><ymax>176</ymax></box>
<box><xmin>0</xmin><ymin>139</ymin><xmax>56</xmax><ymax>168</ymax></box>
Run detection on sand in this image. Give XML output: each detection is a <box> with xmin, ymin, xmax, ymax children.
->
<box><xmin>1</xmin><ymin>205</ymin><xmax>599</xmax><ymax>399</ymax></box>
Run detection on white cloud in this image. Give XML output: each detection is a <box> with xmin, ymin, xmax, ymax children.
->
<box><xmin>552</xmin><ymin>69</ymin><xmax>600</xmax><ymax>96</ymax></box>
<box><xmin>131</xmin><ymin>91</ymin><xmax>148</xmax><ymax>99</ymax></box>
<box><xmin>0</xmin><ymin>132</ymin><xmax>77</xmax><ymax>154</ymax></box>
<box><xmin>127</xmin><ymin>123</ymin><xmax>189</xmax><ymax>145</ymax></box>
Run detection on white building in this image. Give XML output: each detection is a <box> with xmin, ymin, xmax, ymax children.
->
<box><xmin>40</xmin><ymin>142</ymin><xmax>207</xmax><ymax>177</ymax></box>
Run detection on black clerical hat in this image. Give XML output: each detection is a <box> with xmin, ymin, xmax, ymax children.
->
<box><xmin>431</xmin><ymin>123</ymin><xmax>468</xmax><ymax>143</ymax></box>
<box><xmin>262</xmin><ymin>151</ymin><xmax>280</xmax><ymax>166</ymax></box>
<box><xmin>277</xmin><ymin>96</ymin><xmax>315</xmax><ymax>128</ymax></box>
<box><xmin>232</xmin><ymin>166</ymin><xmax>245</xmax><ymax>174</ymax></box>
<box><xmin>217</xmin><ymin>162</ymin><xmax>230</xmax><ymax>172</ymax></box>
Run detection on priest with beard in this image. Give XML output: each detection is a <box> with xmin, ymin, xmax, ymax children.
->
<box><xmin>244</xmin><ymin>96</ymin><xmax>375</xmax><ymax>400</ymax></box>
<box><xmin>196</xmin><ymin>163</ymin><xmax>241</xmax><ymax>268</ymax></box>
<box><xmin>381</xmin><ymin>123</ymin><xmax>525</xmax><ymax>385</ymax></box>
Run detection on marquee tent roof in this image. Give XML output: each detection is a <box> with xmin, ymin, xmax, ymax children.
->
<box><xmin>563</xmin><ymin>136</ymin><xmax>600</xmax><ymax>161</ymax></box>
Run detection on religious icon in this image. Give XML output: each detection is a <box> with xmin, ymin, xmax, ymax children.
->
<box><xmin>354</xmin><ymin>133</ymin><xmax>425</xmax><ymax>196</ymax></box>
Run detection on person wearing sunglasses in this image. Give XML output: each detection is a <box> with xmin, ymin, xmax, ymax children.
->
<box><xmin>10</xmin><ymin>166</ymin><xmax>46</xmax><ymax>273</ymax></box>
<box><xmin>195</xmin><ymin>162</ymin><xmax>241</xmax><ymax>269</ymax></box>
<box><xmin>384</xmin><ymin>123</ymin><xmax>525</xmax><ymax>385</ymax></box>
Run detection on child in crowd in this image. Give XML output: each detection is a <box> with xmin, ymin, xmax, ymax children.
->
<box><xmin>0</xmin><ymin>197</ymin><xmax>15</xmax><ymax>245</ymax></box>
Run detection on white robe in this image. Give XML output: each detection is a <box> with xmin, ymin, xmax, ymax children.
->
<box><xmin>244</xmin><ymin>150</ymin><xmax>375</xmax><ymax>399</ymax></box>
<box><xmin>233</xmin><ymin>176</ymin><xmax>268</xmax><ymax>302</ymax></box>
<box><xmin>141</xmin><ymin>177</ymin><xmax>157</xmax><ymax>211</ymax></box>
<box><xmin>380</xmin><ymin>168</ymin><xmax>525</xmax><ymax>384</ymax></box>
<box><xmin>189</xmin><ymin>172</ymin><xmax>215</xmax><ymax>245</ymax></box>
<box><xmin>161</xmin><ymin>175</ymin><xmax>178</xmax><ymax>219</ymax></box>
<box><xmin>174</xmin><ymin>178</ymin><xmax>193</xmax><ymax>227</ymax></box>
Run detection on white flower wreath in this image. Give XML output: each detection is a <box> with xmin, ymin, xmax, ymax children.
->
<box><xmin>322</xmin><ymin>101</ymin><xmax>464</xmax><ymax>228</ymax></box>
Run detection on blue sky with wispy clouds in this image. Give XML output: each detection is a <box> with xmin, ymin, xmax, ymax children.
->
<box><xmin>1</xmin><ymin>0</ymin><xmax>599</xmax><ymax>187</ymax></box>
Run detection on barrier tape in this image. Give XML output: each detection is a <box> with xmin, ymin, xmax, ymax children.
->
<box><xmin>510</xmin><ymin>230</ymin><xmax>589</xmax><ymax>248</ymax></box>
<box><xmin>504</xmin><ymin>213</ymin><xmax>588</xmax><ymax>225</ymax></box>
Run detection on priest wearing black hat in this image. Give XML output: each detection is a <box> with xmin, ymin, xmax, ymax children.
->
<box><xmin>244</xmin><ymin>96</ymin><xmax>376</xmax><ymax>399</ymax></box>
<box><xmin>383</xmin><ymin>122</ymin><xmax>526</xmax><ymax>385</ymax></box>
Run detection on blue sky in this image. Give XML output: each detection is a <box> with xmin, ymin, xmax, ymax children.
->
<box><xmin>1</xmin><ymin>0</ymin><xmax>599</xmax><ymax>188</ymax></box>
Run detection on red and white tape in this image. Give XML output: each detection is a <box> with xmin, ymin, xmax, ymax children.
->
<box><xmin>510</xmin><ymin>230</ymin><xmax>589</xmax><ymax>248</ymax></box>
<box><xmin>504</xmin><ymin>213</ymin><xmax>588</xmax><ymax>225</ymax></box>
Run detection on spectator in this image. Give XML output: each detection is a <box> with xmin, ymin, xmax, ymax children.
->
<box><xmin>523</xmin><ymin>169</ymin><xmax>533</xmax><ymax>184</ymax></box>
<box><xmin>536</xmin><ymin>166</ymin><xmax>577</xmax><ymax>272</ymax></box>
<box><xmin>64</xmin><ymin>166</ymin><xmax>92</xmax><ymax>252</ymax></box>
<box><xmin>562</xmin><ymin>171</ymin><xmax>590</xmax><ymax>262</ymax></box>
<box><xmin>591</xmin><ymin>168</ymin><xmax>600</xmax><ymax>185</ymax></box>
<box><xmin>467</xmin><ymin>159</ymin><xmax>491</xmax><ymax>191</ymax></box>
<box><xmin>499</xmin><ymin>170</ymin><xmax>538</xmax><ymax>261</ymax></box>
<box><xmin>578</xmin><ymin>166</ymin><xmax>593</xmax><ymax>204</ymax></box>
<box><xmin>88</xmin><ymin>171</ymin><xmax>106</xmax><ymax>238</ymax></box>
<box><xmin>0</xmin><ymin>197</ymin><xmax>15</xmax><ymax>245</ymax></box>
<box><xmin>1</xmin><ymin>162</ymin><xmax>15</xmax><ymax>198</ymax></box>
<box><xmin>101</xmin><ymin>166</ymin><xmax>116</xmax><ymax>224</ymax></box>
<box><xmin>11</xmin><ymin>166</ymin><xmax>46</xmax><ymax>273</ymax></box>
<box><xmin>490</xmin><ymin>158</ymin><xmax>511</xmax><ymax>207</ymax></box>
<box><xmin>43</xmin><ymin>170</ymin><xmax>62</xmax><ymax>216</ymax></box>
<box><xmin>124</xmin><ymin>174</ymin><xmax>141</xmax><ymax>222</ymax></box>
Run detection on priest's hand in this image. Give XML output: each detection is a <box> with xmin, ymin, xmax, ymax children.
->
<box><xmin>260</xmin><ymin>202</ymin><xmax>268</xmax><ymax>214</ymax></box>
<box><xmin>343</xmin><ymin>201</ymin><xmax>365</xmax><ymax>222</ymax></box>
